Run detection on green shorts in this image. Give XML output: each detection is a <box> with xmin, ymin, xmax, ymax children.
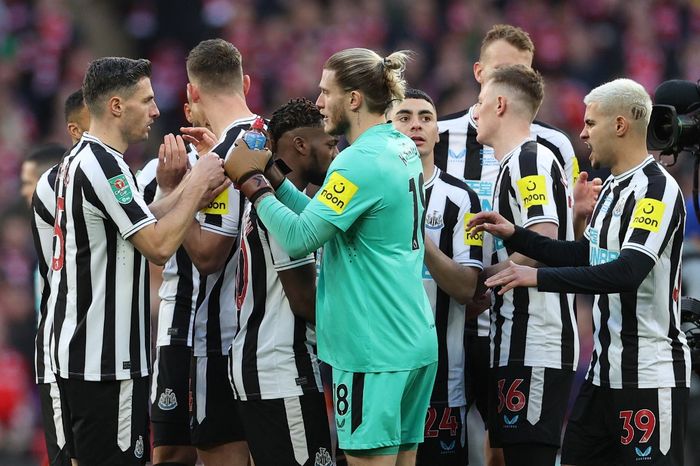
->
<box><xmin>332</xmin><ymin>362</ymin><xmax>437</xmax><ymax>454</ymax></box>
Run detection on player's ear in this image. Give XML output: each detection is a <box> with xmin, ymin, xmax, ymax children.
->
<box><xmin>242</xmin><ymin>75</ymin><xmax>251</xmax><ymax>96</ymax></box>
<box><xmin>293</xmin><ymin>135</ymin><xmax>308</xmax><ymax>155</ymax></box>
<box><xmin>349</xmin><ymin>90</ymin><xmax>362</xmax><ymax>112</ymax></box>
<box><xmin>615</xmin><ymin>115</ymin><xmax>629</xmax><ymax>136</ymax></box>
<box><xmin>67</xmin><ymin>122</ymin><xmax>81</xmax><ymax>141</ymax></box>
<box><xmin>187</xmin><ymin>82</ymin><xmax>200</xmax><ymax>103</ymax></box>
<box><xmin>109</xmin><ymin>96</ymin><xmax>122</xmax><ymax>117</ymax></box>
<box><xmin>474</xmin><ymin>62</ymin><xmax>484</xmax><ymax>84</ymax></box>
<box><xmin>496</xmin><ymin>96</ymin><xmax>506</xmax><ymax>116</ymax></box>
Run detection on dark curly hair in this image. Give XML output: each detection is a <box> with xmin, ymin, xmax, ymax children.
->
<box><xmin>267</xmin><ymin>98</ymin><xmax>324</xmax><ymax>146</ymax></box>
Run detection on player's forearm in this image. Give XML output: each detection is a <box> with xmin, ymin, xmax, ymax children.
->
<box><xmin>537</xmin><ymin>249</ymin><xmax>655</xmax><ymax>294</ymax></box>
<box><xmin>256</xmin><ymin>195</ymin><xmax>336</xmax><ymax>258</ymax></box>
<box><xmin>276</xmin><ymin>178</ymin><xmax>312</xmax><ymax>213</ymax></box>
<box><xmin>424</xmin><ymin>239</ymin><xmax>479</xmax><ymax>304</ymax></box>
<box><xmin>505</xmin><ymin>226</ymin><xmax>590</xmax><ymax>267</ymax></box>
<box><xmin>147</xmin><ymin>182</ymin><xmax>186</xmax><ymax>219</ymax></box>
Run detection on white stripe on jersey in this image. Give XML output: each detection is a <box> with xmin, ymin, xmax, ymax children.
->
<box><xmin>32</xmin><ymin>165</ymin><xmax>59</xmax><ymax>383</ymax></box>
<box><xmin>193</xmin><ymin>116</ymin><xmax>259</xmax><ymax>356</ymax></box>
<box><xmin>422</xmin><ymin>167</ymin><xmax>482</xmax><ymax>407</ymax></box>
<box><xmin>49</xmin><ymin>133</ymin><xmax>155</xmax><ymax>381</ymax></box>
<box><xmin>584</xmin><ymin>156</ymin><xmax>690</xmax><ymax>389</ymax></box>
<box><xmin>230</xmin><ymin>202</ymin><xmax>322</xmax><ymax>401</ymax></box>
<box><xmin>137</xmin><ymin>154</ymin><xmax>200</xmax><ymax>347</ymax></box>
<box><xmin>437</xmin><ymin>105</ymin><xmax>578</xmax><ymax>337</ymax></box>
<box><xmin>491</xmin><ymin>140</ymin><xmax>578</xmax><ymax>370</ymax></box>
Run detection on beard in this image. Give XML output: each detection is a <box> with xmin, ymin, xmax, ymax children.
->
<box><xmin>326</xmin><ymin>107</ymin><xmax>350</xmax><ymax>137</ymax></box>
<box><xmin>307</xmin><ymin>146</ymin><xmax>331</xmax><ymax>186</ymax></box>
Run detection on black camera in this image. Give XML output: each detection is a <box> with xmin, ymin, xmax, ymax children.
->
<box><xmin>647</xmin><ymin>79</ymin><xmax>700</xmax><ymax>156</ymax></box>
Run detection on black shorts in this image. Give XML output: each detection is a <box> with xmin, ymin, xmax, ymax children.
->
<box><xmin>488</xmin><ymin>366</ymin><xmax>573</xmax><ymax>448</ymax></box>
<box><xmin>465</xmin><ymin>334</ymin><xmax>490</xmax><ymax>425</ymax></box>
<box><xmin>562</xmin><ymin>381</ymin><xmax>688</xmax><ymax>466</ymax></box>
<box><xmin>237</xmin><ymin>392</ymin><xmax>333</xmax><ymax>466</ymax></box>
<box><xmin>57</xmin><ymin>376</ymin><xmax>150</xmax><ymax>465</ymax></box>
<box><xmin>38</xmin><ymin>382</ymin><xmax>73</xmax><ymax>465</ymax></box>
<box><xmin>190</xmin><ymin>354</ymin><xmax>245</xmax><ymax>449</ymax></box>
<box><xmin>417</xmin><ymin>402</ymin><xmax>467</xmax><ymax>466</ymax></box>
<box><xmin>150</xmin><ymin>345</ymin><xmax>192</xmax><ymax>447</ymax></box>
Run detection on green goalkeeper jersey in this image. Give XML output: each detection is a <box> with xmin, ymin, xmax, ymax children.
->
<box><xmin>307</xmin><ymin>123</ymin><xmax>437</xmax><ymax>372</ymax></box>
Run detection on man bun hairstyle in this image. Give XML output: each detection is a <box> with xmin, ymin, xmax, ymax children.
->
<box><xmin>324</xmin><ymin>48</ymin><xmax>413</xmax><ymax>114</ymax></box>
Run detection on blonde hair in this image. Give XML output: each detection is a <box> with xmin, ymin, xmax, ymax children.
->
<box><xmin>324</xmin><ymin>48</ymin><xmax>413</xmax><ymax>114</ymax></box>
<box><xmin>584</xmin><ymin>78</ymin><xmax>652</xmax><ymax>129</ymax></box>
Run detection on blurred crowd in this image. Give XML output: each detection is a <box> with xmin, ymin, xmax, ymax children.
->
<box><xmin>2</xmin><ymin>0</ymin><xmax>700</xmax><ymax>464</ymax></box>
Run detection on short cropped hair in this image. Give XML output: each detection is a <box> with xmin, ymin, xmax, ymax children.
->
<box><xmin>186</xmin><ymin>39</ymin><xmax>244</xmax><ymax>93</ymax></box>
<box><xmin>584</xmin><ymin>78</ymin><xmax>652</xmax><ymax>129</ymax></box>
<box><xmin>480</xmin><ymin>24</ymin><xmax>535</xmax><ymax>59</ymax></box>
<box><xmin>82</xmin><ymin>57</ymin><xmax>152</xmax><ymax>115</ymax></box>
<box><xmin>25</xmin><ymin>143</ymin><xmax>66</xmax><ymax>174</ymax></box>
<box><xmin>64</xmin><ymin>89</ymin><xmax>85</xmax><ymax>123</ymax></box>
<box><xmin>488</xmin><ymin>64</ymin><xmax>544</xmax><ymax>120</ymax></box>
<box><xmin>324</xmin><ymin>48</ymin><xmax>412</xmax><ymax>114</ymax></box>
<box><xmin>267</xmin><ymin>98</ymin><xmax>324</xmax><ymax>146</ymax></box>
<box><xmin>403</xmin><ymin>88</ymin><xmax>435</xmax><ymax>109</ymax></box>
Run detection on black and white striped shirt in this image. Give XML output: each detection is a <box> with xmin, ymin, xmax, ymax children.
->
<box><xmin>48</xmin><ymin>133</ymin><xmax>156</xmax><ymax>381</ymax></box>
<box><xmin>137</xmin><ymin>151</ymin><xmax>200</xmax><ymax>347</ymax></box>
<box><xmin>583</xmin><ymin>156</ymin><xmax>690</xmax><ymax>388</ymax></box>
<box><xmin>230</xmin><ymin>202</ymin><xmax>322</xmax><ymax>401</ymax></box>
<box><xmin>491</xmin><ymin>139</ymin><xmax>578</xmax><ymax>370</ymax></box>
<box><xmin>31</xmin><ymin>165</ymin><xmax>59</xmax><ymax>384</ymax></box>
<box><xmin>422</xmin><ymin>167</ymin><xmax>482</xmax><ymax>407</ymax></box>
<box><xmin>436</xmin><ymin>105</ymin><xmax>578</xmax><ymax>337</ymax></box>
<box><xmin>193</xmin><ymin>116</ymin><xmax>259</xmax><ymax>357</ymax></box>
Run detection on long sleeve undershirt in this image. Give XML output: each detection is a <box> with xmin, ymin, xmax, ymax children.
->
<box><xmin>275</xmin><ymin>178</ymin><xmax>311</xmax><ymax>213</ymax></box>
<box><xmin>255</xmin><ymin>193</ymin><xmax>338</xmax><ymax>258</ymax></box>
<box><xmin>504</xmin><ymin>226</ymin><xmax>656</xmax><ymax>295</ymax></box>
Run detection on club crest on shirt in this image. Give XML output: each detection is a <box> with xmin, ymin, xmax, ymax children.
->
<box><xmin>317</xmin><ymin>172</ymin><xmax>358</xmax><ymax>214</ymax></box>
<box><xmin>158</xmin><ymin>388</ymin><xmax>178</xmax><ymax>411</ymax></box>
<box><xmin>631</xmin><ymin>198</ymin><xmax>665</xmax><ymax>233</ymax></box>
<box><xmin>134</xmin><ymin>435</ymin><xmax>144</xmax><ymax>458</ymax></box>
<box><xmin>108</xmin><ymin>174</ymin><xmax>133</xmax><ymax>204</ymax></box>
<box><xmin>426</xmin><ymin>210</ymin><xmax>444</xmax><ymax>230</ymax></box>
<box><xmin>314</xmin><ymin>447</ymin><xmax>332</xmax><ymax>466</ymax></box>
<box><xmin>516</xmin><ymin>175</ymin><xmax>548</xmax><ymax>209</ymax></box>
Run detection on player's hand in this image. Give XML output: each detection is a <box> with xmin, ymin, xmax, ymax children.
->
<box><xmin>485</xmin><ymin>261</ymin><xmax>537</xmax><ymax>295</ymax></box>
<box><xmin>197</xmin><ymin>178</ymin><xmax>231</xmax><ymax>211</ymax></box>
<box><xmin>466</xmin><ymin>211</ymin><xmax>515</xmax><ymax>239</ymax></box>
<box><xmin>189</xmin><ymin>152</ymin><xmax>226</xmax><ymax>195</ymax></box>
<box><xmin>157</xmin><ymin>134</ymin><xmax>188</xmax><ymax>192</ymax></box>
<box><xmin>223</xmin><ymin>142</ymin><xmax>272</xmax><ymax>184</ymax></box>
<box><xmin>181</xmin><ymin>126</ymin><xmax>218</xmax><ymax>154</ymax></box>
<box><xmin>573</xmin><ymin>171</ymin><xmax>603</xmax><ymax>220</ymax></box>
<box><xmin>466</xmin><ymin>290</ymin><xmax>492</xmax><ymax>319</ymax></box>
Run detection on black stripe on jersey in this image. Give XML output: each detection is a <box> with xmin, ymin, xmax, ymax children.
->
<box><xmin>620</xmin><ymin>284</ymin><xmax>639</xmax><ymax>386</ymax></box>
<box><xmin>142</xmin><ymin>177</ymin><xmax>157</xmax><ymax>205</ymax></box>
<box><xmin>204</xmin><ymin>125</ymin><xmax>247</xmax><ymax>229</ymax></box>
<box><xmin>628</xmin><ymin>165</ymin><xmax>667</xmax><ymax>246</ymax></box>
<box><xmin>129</xmin><ymin>252</ymin><xmax>144</xmax><ymax>376</ymax></box>
<box><xmin>172</xmin><ymin>248</ymin><xmax>195</xmax><ymax>344</ymax></box>
<box><xmin>102</xmin><ymin>217</ymin><xmax>117</xmax><ymax>378</ymax></box>
<box><xmin>31</xmin><ymin>212</ymin><xmax>48</xmax><ymax>380</ymax></box>
<box><xmin>240</xmin><ymin>213</ymin><xmax>267</xmax><ymax>399</ymax></box>
<box><xmin>518</xmin><ymin>141</ymin><xmax>545</xmax><ymax>219</ymax></box>
<box><xmin>205</xmin><ymin>271</ymin><xmax>225</xmax><ymax>353</ymax></box>
<box><xmin>535</xmin><ymin>135</ymin><xmax>565</xmax><ymax>177</ymax></box>
<box><xmin>351</xmin><ymin>373</ymin><xmax>365</xmax><ymax>434</ymax></box>
<box><xmin>90</xmin><ymin>143</ymin><xmax>150</xmax><ymax>226</ymax></box>
<box><xmin>432</xmin><ymin>198</ymin><xmax>460</xmax><ymax>402</ymax></box>
<box><xmin>33</xmin><ymin>193</ymin><xmax>55</xmax><ymax>227</ymax></box>
<box><xmin>464</xmin><ymin>124</ymin><xmax>484</xmax><ymax>181</ymax></box>
<box><xmin>67</xmin><ymin>167</ymin><xmax>93</xmax><ymax>377</ymax></box>
<box><xmin>668</xmin><ymin>203</ymin><xmax>688</xmax><ymax>387</ymax></box>
<box><xmin>434</xmin><ymin>131</ymin><xmax>449</xmax><ymax>171</ymax></box>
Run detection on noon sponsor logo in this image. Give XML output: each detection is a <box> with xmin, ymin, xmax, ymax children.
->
<box><xmin>517</xmin><ymin>175</ymin><xmax>548</xmax><ymax>209</ymax></box>
<box><xmin>318</xmin><ymin>172</ymin><xmax>358</xmax><ymax>214</ymax></box>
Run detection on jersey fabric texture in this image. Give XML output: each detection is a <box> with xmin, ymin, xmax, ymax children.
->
<box><xmin>306</xmin><ymin>123</ymin><xmax>438</xmax><ymax>372</ymax></box>
<box><xmin>49</xmin><ymin>133</ymin><xmax>155</xmax><ymax>381</ymax></box>
<box><xmin>422</xmin><ymin>166</ymin><xmax>482</xmax><ymax>407</ymax></box>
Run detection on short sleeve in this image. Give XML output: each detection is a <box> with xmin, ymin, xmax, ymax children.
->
<box><xmin>454</xmin><ymin>187</ymin><xmax>483</xmax><ymax>269</ymax></box>
<box><xmin>197</xmin><ymin>184</ymin><xmax>242</xmax><ymax>238</ymax></box>
<box><xmin>513</xmin><ymin>148</ymin><xmax>561</xmax><ymax>228</ymax></box>
<box><xmin>621</xmin><ymin>178</ymin><xmax>684</xmax><ymax>262</ymax></box>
